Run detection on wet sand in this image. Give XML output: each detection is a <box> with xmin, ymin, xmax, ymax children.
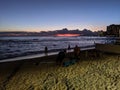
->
<box><xmin>0</xmin><ymin>52</ymin><xmax>120</xmax><ymax>90</ymax></box>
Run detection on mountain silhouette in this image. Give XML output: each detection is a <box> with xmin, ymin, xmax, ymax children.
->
<box><xmin>0</xmin><ymin>28</ymin><xmax>99</xmax><ymax>36</ymax></box>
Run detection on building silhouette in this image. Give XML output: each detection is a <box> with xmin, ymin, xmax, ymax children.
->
<box><xmin>107</xmin><ymin>24</ymin><xmax>120</xmax><ymax>37</ymax></box>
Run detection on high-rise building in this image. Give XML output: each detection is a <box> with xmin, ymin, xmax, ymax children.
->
<box><xmin>107</xmin><ymin>24</ymin><xmax>120</xmax><ymax>37</ymax></box>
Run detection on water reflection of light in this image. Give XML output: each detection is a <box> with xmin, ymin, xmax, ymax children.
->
<box><xmin>55</xmin><ymin>34</ymin><xmax>80</xmax><ymax>37</ymax></box>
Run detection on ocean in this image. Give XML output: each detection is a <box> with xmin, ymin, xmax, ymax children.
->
<box><xmin>0</xmin><ymin>36</ymin><xmax>116</xmax><ymax>60</ymax></box>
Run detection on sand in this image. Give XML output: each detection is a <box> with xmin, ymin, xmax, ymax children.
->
<box><xmin>0</xmin><ymin>54</ymin><xmax>120</xmax><ymax>90</ymax></box>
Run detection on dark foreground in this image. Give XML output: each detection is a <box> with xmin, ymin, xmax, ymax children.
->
<box><xmin>0</xmin><ymin>51</ymin><xmax>120</xmax><ymax>90</ymax></box>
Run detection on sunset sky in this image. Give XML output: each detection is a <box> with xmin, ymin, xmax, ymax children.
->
<box><xmin>0</xmin><ymin>0</ymin><xmax>120</xmax><ymax>32</ymax></box>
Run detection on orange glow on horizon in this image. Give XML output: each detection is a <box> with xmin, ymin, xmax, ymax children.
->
<box><xmin>55</xmin><ymin>34</ymin><xmax>80</xmax><ymax>37</ymax></box>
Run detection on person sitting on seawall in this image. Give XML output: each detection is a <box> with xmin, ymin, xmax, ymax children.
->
<box><xmin>74</xmin><ymin>45</ymin><xmax>80</xmax><ymax>60</ymax></box>
<box><xmin>56</xmin><ymin>49</ymin><xmax>66</xmax><ymax>66</ymax></box>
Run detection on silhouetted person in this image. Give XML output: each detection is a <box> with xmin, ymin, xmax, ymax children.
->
<box><xmin>74</xmin><ymin>45</ymin><xmax>80</xmax><ymax>60</ymax></box>
<box><xmin>56</xmin><ymin>49</ymin><xmax>66</xmax><ymax>66</ymax></box>
<box><xmin>44</xmin><ymin>46</ymin><xmax>48</xmax><ymax>54</ymax></box>
<box><xmin>68</xmin><ymin>45</ymin><xmax>71</xmax><ymax>50</ymax></box>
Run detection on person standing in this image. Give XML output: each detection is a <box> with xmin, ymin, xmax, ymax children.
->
<box><xmin>74</xmin><ymin>45</ymin><xmax>80</xmax><ymax>59</ymax></box>
<box><xmin>68</xmin><ymin>44</ymin><xmax>71</xmax><ymax>50</ymax></box>
<box><xmin>44</xmin><ymin>46</ymin><xmax>48</xmax><ymax>54</ymax></box>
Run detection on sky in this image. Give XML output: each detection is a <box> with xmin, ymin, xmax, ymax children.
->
<box><xmin>0</xmin><ymin>0</ymin><xmax>120</xmax><ymax>32</ymax></box>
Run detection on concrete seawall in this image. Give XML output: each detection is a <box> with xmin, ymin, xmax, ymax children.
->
<box><xmin>96</xmin><ymin>43</ymin><xmax>120</xmax><ymax>54</ymax></box>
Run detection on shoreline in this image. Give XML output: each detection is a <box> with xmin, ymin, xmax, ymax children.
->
<box><xmin>0</xmin><ymin>45</ymin><xmax>95</xmax><ymax>60</ymax></box>
<box><xmin>0</xmin><ymin>46</ymin><xmax>95</xmax><ymax>63</ymax></box>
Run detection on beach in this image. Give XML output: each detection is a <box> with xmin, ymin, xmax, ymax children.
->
<box><xmin>0</xmin><ymin>51</ymin><xmax>120</xmax><ymax>90</ymax></box>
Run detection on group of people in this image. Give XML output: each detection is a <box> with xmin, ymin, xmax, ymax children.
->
<box><xmin>56</xmin><ymin>45</ymin><xmax>80</xmax><ymax>66</ymax></box>
<box><xmin>44</xmin><ymin>45</ymin><xmax>80</xmax><ymax>66</ymax></box>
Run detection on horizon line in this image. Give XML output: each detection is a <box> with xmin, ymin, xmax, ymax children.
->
<box><xmin>0</xmin><ymin>28</ymin><xmax>105</xmax><ymax>33</ymax></box>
